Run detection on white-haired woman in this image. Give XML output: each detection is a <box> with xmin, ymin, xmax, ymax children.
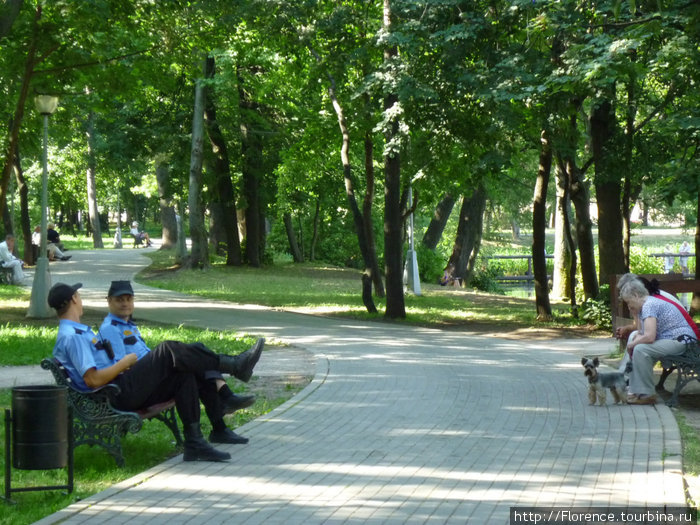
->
<box><xmin>615</xmin><ymin>273</ymin><xmax>685</xmax><ymax>372</ymax></box>
<box><xmin>129</xmin><ymin>221</ymin><xmax>152</xmax><ymax>247</ymax></box>
<box><xmin>620</xmin><ymin>278</ymin><xmax>696</xmax><ymax>405</ymax></box>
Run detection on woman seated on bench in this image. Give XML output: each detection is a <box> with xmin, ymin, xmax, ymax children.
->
<box><xmin>618</xmin><ymin>277</ymin><xmax>697</xmax><ymax>405</ymax></box>
<box><xmin>130</xmin><ymin>221</ymin><xmax>152</xmax><ymax>247</ymax></box>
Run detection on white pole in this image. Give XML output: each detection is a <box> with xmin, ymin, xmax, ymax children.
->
<box><xmin>27</xmin><ymin>113</ymin><xmax>53</xmax><ymax>318</ymax></box>
<box><xmin>406</xmin><ymin>185</ymin><xmax>421</xmax><ymax>296</ymax></box>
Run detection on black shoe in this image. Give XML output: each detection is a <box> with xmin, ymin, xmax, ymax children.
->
<box><xmin>221</xmin><ymin>393</ymin><xmax>256</xmax><ymax>415</ymax></box>
<box><xmin>60</xmin><ymin>255</ymin><xmax>72</xmax><ymax>261</ymax></box>
<box><xmin>209</xmin><ymin>428</ymin><xmax>249</xmax><ymax>445</ymax></box>
<box><xmin>183</xmin><ymin>423</ymin><xmax>231</xmax><ymax>462</ymax></box>
<box><xmin>219</xmin><ymin>338</ymin><xmax>264</xmax><ymax>382</ymax></box>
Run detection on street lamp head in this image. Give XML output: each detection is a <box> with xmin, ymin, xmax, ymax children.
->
<box><xmin>34</xmin><ymin>95</ymin><xmax>59</xmax><ymax>115</ymax></box>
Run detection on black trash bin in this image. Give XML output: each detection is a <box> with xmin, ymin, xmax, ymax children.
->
<box><xmin>4</xmin><ymin>385</ymin><xmax>73</xmax><ymax>501</ymax></box>
<box><xmin>11</xmin><ymin>385</ymin><xmax>69</xmax><ymax>469</ymax></box>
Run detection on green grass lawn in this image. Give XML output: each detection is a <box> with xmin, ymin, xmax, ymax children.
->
<box><xmin>140</xmin><ymin>251</ymin><xmax>597</xmax><ymax>336</ymax></box>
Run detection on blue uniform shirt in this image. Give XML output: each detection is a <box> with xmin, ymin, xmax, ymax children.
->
<box><xmin>99</xmin><ymin>313</ymin><xmax>151</xmax><ymax>361</ymax></box>
<box><xmin>53</xmin><ymin>319</ymin><xmax>117</xmax><ymax>392</ymax></box>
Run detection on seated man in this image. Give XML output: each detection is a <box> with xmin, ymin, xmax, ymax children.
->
<box><xmin>47</xmin><ymin>223</ymin><xmax>66</xmax><ymax>251</ymax></box>
<box><xmin>32</xmin><ymin>226</ymin><xmax>71</xmax><ymax>261</ymax></box>
<box><xmin>99</xmin><ymin>280</ymin><xmax>256</xmax><ymax>444</ymax></box>
<box><xmin>130</xmin><ymin>221</ymin><xmax>152</xmax><ymax>247</ymax></box>
<box><xmin>48</xmin><ymin>282</ymin><xmax>264</xmax><ymax>462</ymax></box>
<box><xmin>0</xmin><ymin>234</ymin><xmax>25</xmax><ymax>284</ymax></box>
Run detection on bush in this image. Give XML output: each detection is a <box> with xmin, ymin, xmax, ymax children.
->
<box><xmin>579</xmin><ymin>284</ymin><xmax>612</xmax><ymax>329</ymax></box>
<box><xmin>628</xmin><ymin>246</ymin><xmax>664</xmax><ymax>275</ymax></box>
<box><xmin>416</xmin><ymin>244</ymin><xmax>445</xmax><ymax>284</ymax></box>
<box><xmin>580</xmin><ymin>298</ymin><xmax>612</xmax><ymax>330</ymax></box>
<box><xmin>468</xmin><ymin>262</ymin><xmax>505</xmax><ymax>294</ymax></box>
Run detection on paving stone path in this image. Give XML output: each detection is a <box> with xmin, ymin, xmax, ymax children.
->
<box><xmin>7</xmin><ymin>248</ymin><xmax>685</xmax><ymax>524</ymax></box>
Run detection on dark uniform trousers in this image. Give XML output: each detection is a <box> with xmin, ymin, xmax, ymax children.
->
<box><xmin>111</xmin><ymin>341</ymin><xmax>222</xmax><ymax>425</ymax></box>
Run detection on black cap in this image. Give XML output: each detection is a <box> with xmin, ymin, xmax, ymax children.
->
<box><xmin>108</xmin><ymin>280</ymin><xmax>134</xmax><ymax>297</ymax></box>
<box><xmin>48</xmin><ymin>282</ymin><xmax>82</xmax><ymax>310</ymax></box>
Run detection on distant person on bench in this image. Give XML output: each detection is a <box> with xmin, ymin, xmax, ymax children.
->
<box><xmin>130</xmin><ymin>221</ymin><xmax>152</xmax><ymax>247</ymax></box>
<box><xmin>664</xmin><ymin>244</ymin><xmax>675</xmax><ymax>273</ymax></box>
<box><xmin>32</xmin><ymin>226</ymin><xmax>71</xmax><ymax>261</ymax></box>
<box><xmin>47</xmin><ymin>223</ymin><xmax>66</xmax><ymax>251</ymax></box>
<box><xmin>679</xmin><ymin>241</ymin><xmax>691</xmax><ymax>276</ymax></box>
<box><xmin>0</xmin><ymin>234</ymin><xmax>25</xmax><ymax>284</ymax></box>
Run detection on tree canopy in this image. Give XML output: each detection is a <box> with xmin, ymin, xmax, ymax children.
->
<box><xmin>1</xmin><ymin>0</ymin><xmax>699</xmax><ymax>317</ymax></box>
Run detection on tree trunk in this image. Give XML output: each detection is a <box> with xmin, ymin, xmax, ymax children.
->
<box><xmin>591</xmin><ymin>98</ymin><xmax>625</xmax><ymax>290</ymax></box>
<box><xmin>445</xmin><ymin>186</ymin><xmax>486</xmax><ymax>284</ymax></box>
<box><xmin>283</xmin><ymin>213</ymin><xmax>303</xmax><ymax>263</ymax></box>
<box><xmin>533</xmin><ymin>129</ymin><xmax>552</xmax><ymax>320</ymax></box>
<box><xmin>310</xmin><ymin>198</ymin><xmax>320</xmax><ymax>262</ymax></box>
<box><xmin>422</xmin><ymin>193</ymin><xmax>455</xmax><ymax>251</ymax></box>
<box><xmin>1</xmin><ymin>198</ymin><xmax>11</xmax><ymax>237</ymax></box>
<box><xmin>0</xmin><ymin>6</ymin><xmax>40</xmax><ymax>219</ymax></box>
<box><xmin>621</xmin><ymin>75</ymin><xmax>637</xmax><ymax>270</ymax></box>
<box><xmin>552</xmin><ymin>161</ymin><xmax>572</xmax><ymax>300</ymax></box>
<box><xmin>155</xmin><ymin>160</ymin><xmax>177</xmax><ymax>250</ymax></box>
<box><xmin>11</xmin><ymin>144</ymin><xmax>33</xmax><ymax>265</ymax></box>
<box><xmin>85</xmin><ymin>110</ymin><xmax>104</xmax><ymax>248</ymax></box>
<box><xmin>568</xmin><ymin>162</ymin><xmax>599</xmax><ymax>301</ymax></box>
<box><xmin>205</xmin><ymin>56</ymin><xmax>242</xmax><ymax>265</ymax></box>
<box><xmin>692</xmin><ymin>191</ymin><xmax>700</xmax><ymax>314</ymax></box>
<box><xmin>0</xmin><ymin>0</ymin><xmax>22</xmax><ymax>39</ymax></box>
<box><xmin>241</xmin><ymin>129</ymin><xmax>263</xmax><ymax>266</ymax></box>
<box><xmin>188</xmin><ymin>66</ymin><xmax>209</xmax><ymax>269</ymax></box>
<box><xmin>382</xmin><ymin>0</ymin><xmax>405</xmax><ymax>319</ymax></box>
<box><xmin>363</xmin><ymin>131</ymin><xmax>385</xmax><ymax>297</ymax></box>
<box><xmin>237</xmin><ymin>69</ymin><xmax>264</xmax><ymax>267</ymax></box>
<box><xmin>309</xmin><ymin>45</ymin><xmax>382</xmax><ymax>307</ymax></box>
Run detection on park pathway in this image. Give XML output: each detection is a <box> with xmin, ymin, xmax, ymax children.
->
<box><xmin>15</xmin><ymin>247</ymin><xmax>686</xmax><ymax>524</ymax></box>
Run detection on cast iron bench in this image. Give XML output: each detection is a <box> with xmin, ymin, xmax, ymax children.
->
<box><xmin>0</xmin><ymin>266</ymin><xmax>13</xmax><ymax>284</ymax></box>
<box><xmin>41</xmin><ymin>358</ymin><xmax>182</xmax><ymax>466</ymax></box>
<box><xmin>657</xmin><ymin>339</ymin><xmax>700</xmax><ymax>407</ymax></box>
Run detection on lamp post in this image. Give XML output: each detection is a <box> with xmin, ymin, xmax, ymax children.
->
<box><xmin>27</xmin><ymin>95</ymin><xmax>59</xmax><ymax>318</ymax></box>
<box><xmin>405</xmin><ymin>184</ymin><xmax>421</xmax><ymax>296</ymax></box>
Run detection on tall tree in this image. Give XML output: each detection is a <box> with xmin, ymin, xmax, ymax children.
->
<box><xmin>188</xmin><ymin>68</ymin><xmax>209</xmax><ymax>269</ymax></box>
<box><xmin>445</xmin><ymin>187</ymin><xmax>487</xmax><ymax>284</ymax></box>
<box><xmin>85</xmin><ymin>110</ymin><xmax>104</xmax><ymax>248</ymax></box>
<box><xmin>382</xmin><ymin>0</ymin><xmax>405</xmax><ymax>319</ymax></box>
<box><xmin>204</xmin><ymin>56</ymin><xmax>242</xmax><ymax>266</ymax></box>
<box><xmin>533</xmin><ymin>129</ymin><xmax>552</xmax><ymax>320</ymax></box>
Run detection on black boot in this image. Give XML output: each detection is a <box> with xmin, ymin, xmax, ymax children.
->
<box><xmin>209</xmin><ymin>427</ymin><xmax>249</xmax><ymax>445</ymax></box>
<box><xmin>221</xmin><ymin>393</ymin><xmax>256</xmax><ymax>415</ymax></box>
<box><xmin>183</xmin><ymin>423</ymin><xmax>231</xmax><ymax>462</ymax></box>
<box><xmin>218</xmin><ymin>338</ymin><xmax>264</xmax><ymax>383</ymax></box>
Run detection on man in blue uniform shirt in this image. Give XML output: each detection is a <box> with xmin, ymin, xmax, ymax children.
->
<box><xmin>99</xmin><ymin>280</ymin><xmax>255</xmax><ymax>445</ymax></box>
<box><xmin>49</xmin><ymin>282</ymin><xmax>264</xmax><ymax>462</ymax></box>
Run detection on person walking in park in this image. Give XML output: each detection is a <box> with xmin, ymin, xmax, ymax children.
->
<box><xmin>99</xmin><ymin>280</ymin><xmax>256</xmax><ymax>445</ymax></box>
<box><xmin>49</xmin><ymin>281</ymin><xmax>264</xmax><ymax>461</ymax></box>
<box><xmin>0</xmin><ymin>234</ymin><xmax>25</xmax><ymax>284</ymax></box>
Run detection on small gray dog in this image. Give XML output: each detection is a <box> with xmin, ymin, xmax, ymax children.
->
<box><xmin>581</xmin><ymin>357</ymin><xmax>628</xmax><ymax>405</ymax></box>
